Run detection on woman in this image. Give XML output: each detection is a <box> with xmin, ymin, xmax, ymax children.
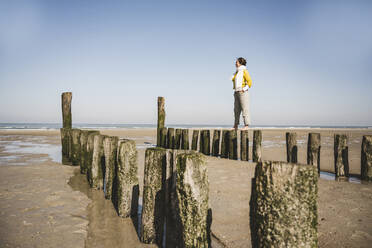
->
<box><xmin>231</xmin><ymin>57</ymin><xmax>252</xmax><ymax>130</ymax></box>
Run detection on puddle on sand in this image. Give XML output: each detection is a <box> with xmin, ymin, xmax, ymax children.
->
<box><xmin>320</xmin><ymin>171</ymin><xmax>361</xmax><ymax>184</ymax></box>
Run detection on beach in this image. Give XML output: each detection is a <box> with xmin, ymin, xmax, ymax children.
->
<box><xmin>0</xmin><ymin>128</ymin><xmax>371</xmax><ymax>247</ymax></box>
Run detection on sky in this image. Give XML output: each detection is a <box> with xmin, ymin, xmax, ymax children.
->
<box><xmin>0</xmin><ymin>0</ymin><xmax>371</xmax><ymax>126</ymax></box>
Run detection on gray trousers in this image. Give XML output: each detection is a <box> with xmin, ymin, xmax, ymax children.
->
<box><xmin>234</xmin><ymin>91</ymin><xmax>251</xmax><ymax>126</ymax></box>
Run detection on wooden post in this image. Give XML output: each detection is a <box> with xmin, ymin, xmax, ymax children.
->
<box><xmin>286</xmin><ymin>132</ymin><xmax>298</xmax><ymax>163</ymax></box>
<box><xmin>251</xmin><ymin>161</ymin><xmax>318</xmax><ymax>247</ymax></box>
<box><xmin>61</xmin><ymin>92</ymin><xmax>72</xmax><ymax>129</ymax></box>
<box><xmin>212</xmin><ymin>130</ymin><xmax>221</xmax><ymax>157</ymax></box>
<box><xmin>191</xmin><ymin>130</ymin><xmax>199</xmax><ymax>150</ymax></box>
<box><xmin>90</xmin><ymin>134</ymin><xmax>105</xmax><ymax>189</ymax></box>
<box><xmin>103</xmin><ymin>136</ymin><xmax>119</xmax><ymax>200</ymax></box>
<box><xmin>334</xmin><ymin>134</ymin><xmax>349</xmax><ymax>180</ymax></box>
<box><xmin>228</xmin><ymin>130</ymin><xmax>237</xmax><ymax>160</ymax></box>
<box><xmin>116</xmin><ymin>139</ymin><xmax>139</xmax><ymax>217</ymax></box>
<box><xmin>199</xmin><ymin>130</ymin><xmax>210</xmax><ymax>156</ymax></box>
<box><xmin>60</xmin><ymin>128</ymin><xmax>71</xmax><ymax>165</ymax></box>
<box><xmin>241</xmin><ymin>130</ymin><xmax>249</xmax><ymax>161</ymax></box>
<box><xmin>141</xmin><ymin>148</ymin><xmax>166</xmax><ymax>246</ymax></box>
<box><xmin>361</xmin><ymin>135</ymin><xmax>372</xmax><ymax>181</ymax></box>
<box><xmin>167</xmin><ymin>128</ymin><xmax>175</xmax><ymax>149</ymax></box>
<box><xmin>71</xmin><ymin>129</ymin><xmax>82</xmax><ymax>166</ymax></box>
<box><xmin>157</xmin><ymin>97</ymin><xmax>165</xmax><ymax>147</ymax></box>
<box><xmin>80</xmin><ymin>130</ymin><xmax>99</xmax><ymax>174</ymax></box>
<box><xmin>221</xmin><ymin>130</ymin><xmax>229</xmax><ymax>158</ymax></box>
<box><xmin>307</xmin><ymin>133</ymin><xmax>321</xmax><ymax>173</ymax></box>
<box><xmin>252</xmin><ymin>130</ymin><xmax>262</xmax><ymax>162</ymax></box>
<box><xmin>175</xmin><ymin>129</ymin><xmax>182</xmax><ymax>149</ymax></box>
<box><xmin>86</xmin><ymin>132</ymin><xmax>100</xmax><ymax>183</ymax></box>
<box><xmin>181</xmin><ymin>129</ymin><xmax>190</xmax><ymax>150</ymax></box>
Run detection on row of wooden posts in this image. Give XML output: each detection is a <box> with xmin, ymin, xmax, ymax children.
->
<box><xmin>156</xmin><ymin>97</ymin><xmax>372</xmax><ymax>181</ymax></box>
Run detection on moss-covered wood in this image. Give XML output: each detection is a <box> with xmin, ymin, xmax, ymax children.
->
<box><xmin>116</xmin><ymin>139</ymin><xmax>139</xmax><ymax>217</ymax></box>
<box><xmin>157</xmin><ymin>97</ymin><xmax>165</xmax><ymax>147</ymax></box>
<box><xmin>173</xmin><ymin>151</ymin><xmax>210</xmax><ymax>248</ymax></box>
<box><xmin>60</xmin><ymin>128</ymin><xmax>72</xmax><ymax>165</ymax></box>
<box><xmin>61</xmin><ymin>92</ymin><xmax>72</xmax><ymax>129</ymax></box>
<box><xmin>199</xmin><ymin>130</ymin><xmax>210</xmax><ymax>156</ymax></box>
<box><xmin>160</xmin><ymin>127</ymin><xmax>168</xmax><ymax>148</ymax></box>
<box><xmin>90</xmin><ymin>135</ymin><xmax>105</xmax><ymax>189</ymax></box>
<box><xmin>141</xmin><ymin>147</ymin><xmax>166</xmax><ymax>245</ymax></box>
<box><xmin>103</xmin><ymin>136</ymin><xmax>119</xmax><ymax>200</ymax></box>
<box><xmin>212</xmin><ymin>130</ymin><xmax>221</xmax><ymax>157</ymax></box>
<box><xmin>191</xmin><ymin>130</ymin><xmax>199</xmax><ymax>150</ymax></box>
<box><xmin>175</xmin><ymin>129</ymin><xmax>182</xmax><ymax>149</ymax></box>
<box><xmin>251</xmin><ymin>161</ymin><xmax>318</xmax><ymax>247</ymax></box>
<box><xmin>86</xmin><ymin>132</ymin><xmax>100</xmax><ymax>183</ymax></box>
<box><xmin>334</xmin><ymin>134</ymin><xmax>349</xmax><ymax>179</ymax></box>
<box><xmin>252</xmin><ymin>130</ymin><xmax>262</xmax><ymax>162</ymax></box>
<box><xmin>286</xmin><ymin>132</ymin><xmax>298</xmax><ymax>163</ymax></box>
<box><xmin>71</xmin><ymin>129</ymin><xmax>82</xmax><ymax>166</ymax></box>
<box><xmin>307</xmin><ymin>133</ymin><xmax>321</xmax><ymax>173</ymax></box>
<box><xmin>361</xmin><ymin>135</ymin><xmax>372</xmax><ymax>181</ymax></box>
<box><xmin>221</xmin><ymin>130</ymin><xmax>229</xmax><ymax>158</ymax></box>
<box><xmin>167</xmin><ymin>128</ymin><xmax>175</xmax><ymax>149</ymax></box>
<box><xmin>241</xmin><ymin>130</ymin><xmax>249</xmax><ymax>161</ymax></box>
<box><xmin>181</xmin><ymin>129</ymin><xmax>190</xmax><ymax>150</ymax></box>
<box><xmin>79</xmin><ymin>130</ymin><xmax>99</xmax><ymax>174</ymax></box>
<box><xmin>228</xmin><ymin>130</ymin><xmax>237</xmax><ymax>160</ymax></box>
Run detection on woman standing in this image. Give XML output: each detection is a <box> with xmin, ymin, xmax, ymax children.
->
<box><xmin>231</xmin><ymin>57</ymin><xmax>252</xmax><ymax>130</ymax></box>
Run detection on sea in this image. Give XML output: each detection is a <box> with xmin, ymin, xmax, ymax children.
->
<box><xmin>0</xmin><ymin>123</ymin><xmax>371</xmax><ymax>130</ymax></box>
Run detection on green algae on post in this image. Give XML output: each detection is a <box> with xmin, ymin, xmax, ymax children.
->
<box><xmin>86</xmin><ymin>132</ymin><xmax>100</xmax><ymax>183</ymax></box>
<box><xmin>60</xmin><ymin>128</ymin><xmax>72</xmax><ymax>165</ymax></box>
<box><xmin>71</xmin><ymin>129</ymin><xmax>82</xmax><ymax>166</ymax></box>
<box><xmin>157</xmin><ymin>97</ymin><xmax>165</xmax><ymax>147</ymax></box>
<box><xmin>61</xmin><ymin>92</ymin><xmax>72</xmax><ymax>129</ymax></box>
<box><xmin>252</xmin><ymin>130</ymin><xmax>262</xmax><ymax>162</ymax></box>
<box><xmin>103</xmin><ymin>136</ymin><xmax>119</xmax><ymax>200</ymax></box>
<box><xmin>79</xmin><ymin>130</ymin><xmax>99</xmax><ymax>174</ymax></box>
<box><xmin>90</xmin><ymin>135</ymin><xmax>105</xmax><ymax>189</ymax></box>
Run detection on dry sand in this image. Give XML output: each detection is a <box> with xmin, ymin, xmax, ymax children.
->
<box><xmin>0</xmin><ymin>128</ymin><xmax>371</xmax><ymax>247</ymax></box>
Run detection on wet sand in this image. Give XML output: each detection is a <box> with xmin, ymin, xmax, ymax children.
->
<box><xmin>0</xmin><ymin>128</ymin><xmax>372</xmax><ymax>247</ymax></box>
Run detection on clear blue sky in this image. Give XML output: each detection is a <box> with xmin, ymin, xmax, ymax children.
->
<box><xmin>1</xmin><ymin>0</ymin><xmax>371</xmax><ymax>126</ymax></box>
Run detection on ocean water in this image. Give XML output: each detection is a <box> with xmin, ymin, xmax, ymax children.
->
<box><xmin>0</xmin><ymin>123</ymin><xmax>371</xmax><ymax>130</ymax></box>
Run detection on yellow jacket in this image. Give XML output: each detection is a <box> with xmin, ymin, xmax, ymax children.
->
<box><xmin>231</xmin><ymin>67</ymin><xmax>252</xmax><ymax>89</ymax></box>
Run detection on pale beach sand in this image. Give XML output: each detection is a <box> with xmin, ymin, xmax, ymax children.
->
<box><xmin>0</xmin><ymin>128</ymin><xmax>371</xmax><ymax>247</ymax></box>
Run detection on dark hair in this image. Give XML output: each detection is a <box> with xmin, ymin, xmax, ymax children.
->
<box><xmin>237</xmin><ymin>57</ymin><xmax>246</xmax><ymax>66</ymax></box>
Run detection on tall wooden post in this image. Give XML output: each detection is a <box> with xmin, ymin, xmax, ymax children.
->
<box><xmin>307</xmin><ymin>133</ymin><xmax>321</xmax><ymax>173</ymax></box>
<box><xmin>228</xmin><ymin>130</ymin><xmax>237</xmax><ymax>160</ymax></box>
<box><xmin>157</xmin><ymin>97</ymin><xmax>165</xmax><ymax>147</ymax></box>
<box><xmin>191</xmin><ymin>130</ymin><xmax>199</xmax><ymax>150</ymax></box>
<box><xmin>361</xmin><ymin>135</ymin><xmax>372</xmax><ymax>181</ymax></box>
<box><xmin>212</xmin><ymin>130</ymin><xmax>221</xmax><ymax>157</ymax></box>
<box><xmin>241</xmin><ymin>130</ymin><xmax>249</xmax><ymax>161</ymax></box>
<box><xmin>61</xmin><ymin>92</ymin><xmax>72</xmax><ymax>129</ymax></box>
<box><xmin>252</xmin><ymin>130</ymin><xmax>262</xmax><ymax>162</ymax></box>
<box><xmin>334</xmin><ymin>134</ymin><xmax>349</xmax><ymax>180</ymax></box>
<box><xmin>286</xmin><ymin>132</ymin><xmax>298</xmax><ymax>163</ymax></box>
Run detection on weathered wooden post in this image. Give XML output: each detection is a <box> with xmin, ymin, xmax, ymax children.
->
<box><xmin>334</xmin><ymin>134</ymin><xmax>349</xmax><ymax>180</ymax></box>
<box><xmin>286</xmin><ymin>132</ymin><xmax>298</xmax><ymax>163</ymax></box>
<box><xmin>60</xmin><ymin>128</ymin><xmax>72</xmax><ymax>164</ymax></box>
<box><xmin>175</xmin><ymin>129</ymin><xmax>182</xmax><ymax>149</ymax></box>
<box><xmin>251</xmin><ymin>161</ymin><xmax>318</xmax><ymax>247</ymax></box>
<box><xmin>307</xmin><ymin>133</ymin><xmax>321</xmax><ymax>173</ymax></box>
<box><xmin>80</xmin><ymin>130</ymin><xmax>99</xmax><ymax>174</ymax></box>
<box><xmin>361</xmin><ymin>135</ymin><xmax>372</xmax><ymax>181</ymax></box>
<box><xmin>116</xmin><ymin>139</ymin><xmax>139</xmax><ymax>217</ymax></box>
<box><xmin>61</xmin><ymin>92</ymin><xmax>72</xmax><ymax>129</ymax></box>
<box><xmin>86</xmin><ymin>132</ymin><xmax>100</xmax><ymax>183</ymax></box>
<box><xmin>170</xmin><ymin>151</ymin><xmax>210</xmax><ymax>247</ymax></box>
<box><xmin>103</xmin><ymin>136</ymin><xmax>119</xmax><ymax>200</ymax></box>
<box><xmin>90</xmin><ymin>134</ymin><xmax>106</xmax><ymax>189</ymax></box>
<box><xmin>71</xmin><ymin>129</ymin><xmax>82</xmax><ymax>166</ymax></box>
<box><xmin>212</xmin><ymin>130</ymin><xmax>221</xmax><ymax>157</ymax></box>
<box><xmin>252</xmin><ymin>130</ymin><xmax>262</xmax><ymax>162</ymax></box>
<box><xmin>241</xmin><ymin>130</ymin><xmax>249</xmax><ymax>161</ymax></box>
<box><xmin>167</xmin><ymin>128</ymin><xmax>175</xmax><ymax>149</ymax></box>
<box><xmin>181</xmin><ymin>129</ymin><xmax>190</xmax><ymax>150</ymax></box>
<box><xmin>199</xmin><ymin>130</ymin><xmax>210</xmax><ymax>155</ymax></box>
<box><xmin>228</xmin><ymin>130</ymin><xmax>238</xmax><ymax>160</ymax></box>
<box><xmin>160</xmin><ymin>127</ymin><xmax>168</xmax><ymax>148</ymax></box>
<box><xmin>157</xmin><ymin>97</ymin><xmax>165</xmax><ymax>147</ymax></box>
<box><xmin>191</xmin><ymin>130</ymin><xmax>199</xmax><ymax>150</ymax></box>
<box><xmin>141</xmin><ymin>148</ymin><xmax>166</xmax><ymax>246</ymax></box>
<box><xmin>221</xmin><ymin>130</ymin><xmax>229</xmax><ymax>158</ymax></box>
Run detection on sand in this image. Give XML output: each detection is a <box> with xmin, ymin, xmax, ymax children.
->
<box><xmin>0</xmin><ymin>128</ymin><xmax>371</xmax><ymax>247</ymax></box>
